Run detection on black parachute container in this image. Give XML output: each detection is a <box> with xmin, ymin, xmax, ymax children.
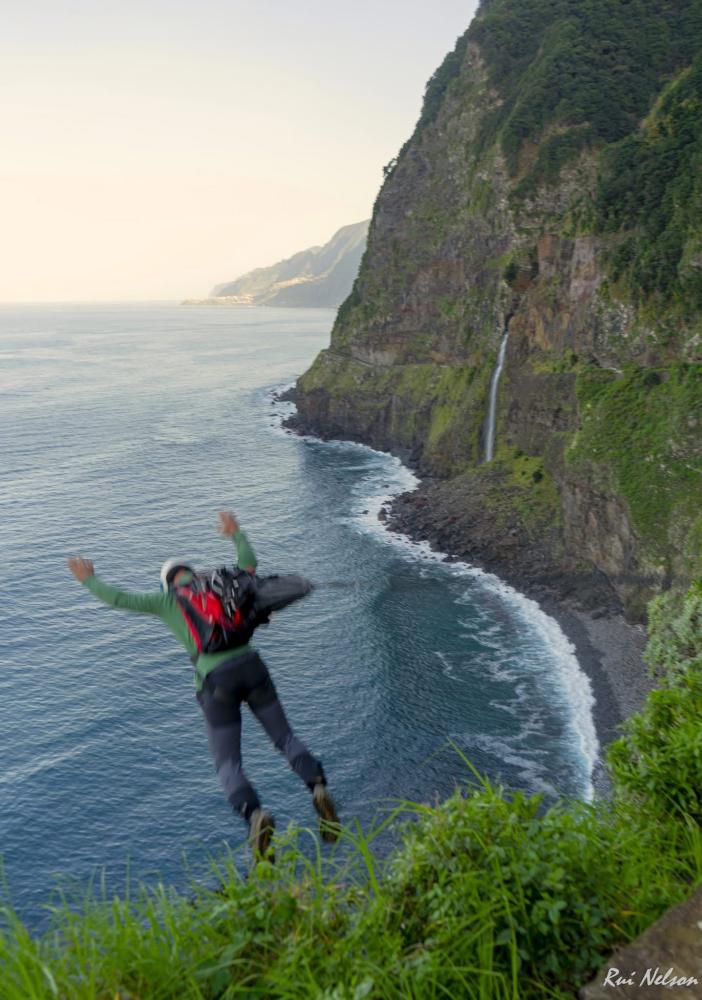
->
<box><xmin>253</xmin><ymin>574</ymin><xmax>314</xmax><ymax>616</ymax></box>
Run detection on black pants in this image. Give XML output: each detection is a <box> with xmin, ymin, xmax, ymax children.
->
<box><xmin>196</xmin><ymin>650</ymin><xmax>325</xmax><ymax>822</ymax></box>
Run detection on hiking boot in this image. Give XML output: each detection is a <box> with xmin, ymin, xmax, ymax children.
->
<box><xmin>248</xmin><ymin>808</ymin><xmax>275</xmax><ymax>860</ymax></box>
<box><xmin>312</xmin><ymin>783</ymin><xmax>340</xmax><ymax>843</ymax></box>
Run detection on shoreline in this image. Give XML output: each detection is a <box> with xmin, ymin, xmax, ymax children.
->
<box><xmin>383</xmin><ymin>507</ymin><xmax>654</xmax><ymax>800</ymax></box>
<box><xmin>535</xmin><ymin>601</ymin><xmax>652</xmax><ymax>799</ymax></box>
<box><xmin>380</xmin><ymin>495</ymin><xmax>655</xmax><ymax>801</ymax></box>
<box><xmin>280</xmin><ymin>393</ymin><xmax>656</xmax><ymax>800</ymax></box>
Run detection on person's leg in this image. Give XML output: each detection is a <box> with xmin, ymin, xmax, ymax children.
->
<box><xmin>241</xmin><ymin>653</ymin><xmax>325</xmax><ymax>788</ymax></box>
<box><xmin>241</xmin><ymin>652</ymin><xmax>340</xmax><ymax>842</ymax></box>
<box><xmin>196</xmin><ymin>683</ymin><xmax>260</xmax><ymax>824</ymax></box>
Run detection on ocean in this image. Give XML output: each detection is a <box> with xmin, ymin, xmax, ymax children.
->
<box><xmin>0</xmin><ymin>302</ymin><xmax>597</xmax><ymax>925</ymax></box>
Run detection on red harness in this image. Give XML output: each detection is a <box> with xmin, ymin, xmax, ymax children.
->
<box><xmin>174</xmin><ymin>570</ymin><xmax>256</xmax><ymax>654</ymax></box>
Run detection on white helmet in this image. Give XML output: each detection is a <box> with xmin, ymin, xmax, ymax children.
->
<box><xmin>160</xmin><ymin>558</ymin><xmax>194</xmax><ymax>592</ymax></box>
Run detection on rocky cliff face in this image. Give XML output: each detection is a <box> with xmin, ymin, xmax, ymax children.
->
<box><xmin>292</xmin><ymin>0</ymin><xmax>702</xmax><ymax>621</ymax></box>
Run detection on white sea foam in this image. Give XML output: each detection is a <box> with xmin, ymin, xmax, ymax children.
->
<box><xmin>459</xmin><ymin>730</ymin><xmax>559</xmax><ymax>798</ymax></box>
<box><xmin>434</xmin><ymin>650</ymin><xmax>468</xmax><ymax>683</ymax></box>
<box><xmin>489</xmin><ymin>699</ymin><xmax>520</xmax><ymax>717</ymax></box>
<box><xmin>265</xmin><ymin>382</ymin><xmax>600</xmax><ymax>801</ymax></box>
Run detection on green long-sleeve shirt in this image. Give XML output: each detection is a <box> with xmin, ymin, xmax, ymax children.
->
<box><xmin>82</xmin><ymin>529</ymin><xmax>258</xmax><ymax>691</ymax></box>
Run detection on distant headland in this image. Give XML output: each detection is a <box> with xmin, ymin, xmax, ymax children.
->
<box><xmin>183</xmin><ymin>220</ymin><xmax>368</xmax><ymax>308</ymax></box>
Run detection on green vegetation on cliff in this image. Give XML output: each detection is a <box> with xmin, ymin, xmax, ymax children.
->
<box><xmin>418</xmin><ymin>33</ymin><xmax>470</xmax><ymax>131</ymax></box>
<box><xmin>568</xmin><ymin>363</ymin><xmax>702</xmax><ymax>578</ymax></box>
<box><xmin>609</xmin><ymin>582</ymin><xmax>702</xmax><ymax>824</ymax></box>
<box><xmin>497</xmin><ymin>447</ymin><xmax>561</xmax><ymax>535</ymax></box>
<box><xmin>596</xmin><ymin>53</ymin><xmax>702</xmax><ymax>313</ymax></box>
<box><xmin>466</xmin><ymin>0</ymin><xmax>702</xmax><ymax>313</ymax></box>
<box><xmin>469</xmin><ymin>0</ymin><xmax>702</xmax><ymax>186</ymax></box>
<box><xmin>3</xmin><ymin>586</ymin><xmax>702</xmax><ymax>998</ymax></box>
<box><xmin>297</xmin><ymin>350</ymin><xmax>492</xmax><ymax>475</ymax></box>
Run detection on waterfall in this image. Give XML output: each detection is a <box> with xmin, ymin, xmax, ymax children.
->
<box><xmin>483</xmin><ymin>328</ymin><xmax>510</xmax><ymax>463</ymax></box>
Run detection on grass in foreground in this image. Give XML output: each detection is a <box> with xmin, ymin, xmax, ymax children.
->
<box><xmin>2</xmin><ymin>585</ymin><xmax>702</xmax><ymax>999</ymax></box>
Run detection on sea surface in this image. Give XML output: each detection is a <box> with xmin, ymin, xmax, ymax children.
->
<box><xmin>0</xmin><ymin>303</ymin><xmax>597</xmax><ymax>925</ymax></box>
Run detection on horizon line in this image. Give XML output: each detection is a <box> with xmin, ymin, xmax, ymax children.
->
<box><xmin>0</xmin><ymin>299</ymin><xmax>340</xmax><ymax>307</ymax></box>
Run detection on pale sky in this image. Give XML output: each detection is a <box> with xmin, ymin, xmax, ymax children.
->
<box><xmin>1</xmin><ymin>1</ymin><xmax>479</xmax><ymax>301</ymax></box>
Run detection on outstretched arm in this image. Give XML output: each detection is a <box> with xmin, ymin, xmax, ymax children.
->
<box><xmin>67</xmin><ymin>556</ymin><xmax>168</xmax><ymax>614</ymax></box>
<box><xmin>218</xmin><ymin>510</ymin><xmax>257</xmax><ymax>573</ymax></box>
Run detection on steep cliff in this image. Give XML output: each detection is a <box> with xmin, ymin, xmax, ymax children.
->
<box><xmin>293</xmin><ymin>0</ymin><xmax>702</xmax><ymax>620</ymax></box>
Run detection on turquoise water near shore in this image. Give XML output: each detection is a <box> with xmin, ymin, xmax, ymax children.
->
<box><xmin>0</xmin><ymin>303</ymin><xmax>597</xmax><ymax>925</ymax></box>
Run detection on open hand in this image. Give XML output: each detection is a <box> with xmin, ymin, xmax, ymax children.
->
<box><xmin>218</xmin><ymin>511</ymin><xmax>240</xmax><ymax>536</ymax></box>
<box><xmin>67</xmin><ymin>556</ymin><xmax>94</xmax><ymax>582</ymax></box>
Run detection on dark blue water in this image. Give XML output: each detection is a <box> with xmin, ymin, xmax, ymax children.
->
<box><xmin>0</xmin><ymin>303</ymin><xmax>598</xmax><ymax>925</ymax></box>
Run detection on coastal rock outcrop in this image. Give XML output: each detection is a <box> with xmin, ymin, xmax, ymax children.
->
<box><xmin>291</xmin><ymin>0</ymin><xmax>702</xmax><ymax>620</ymax></box>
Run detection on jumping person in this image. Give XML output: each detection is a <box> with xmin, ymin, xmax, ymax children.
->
<box><xmin>67</xmin><ymin>511</ymin><xmax>340</xmax><ymax>858</ymax></box>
